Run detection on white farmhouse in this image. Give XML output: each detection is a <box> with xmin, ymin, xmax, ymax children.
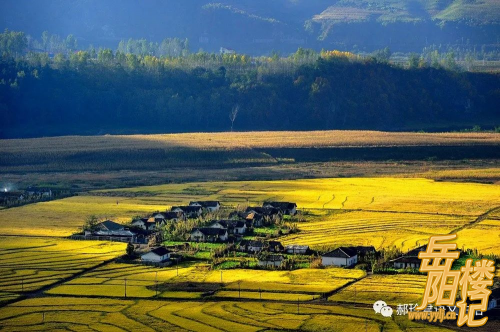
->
<box><xmin>141</xmin><ymin>247</ymin><xmax>171</xmax><ymax>263</ymax></box>
<box><xmin>322</xmin><ymin>247</ymin><xmax>358</xmax><ymax>267</ymax></box>
<box><xmin>189</xmin><ymin>201</ymin><xmax>220</xmax><ymax>212</ymax></box>
<box><xmin>285</xmin><ymin>245</ymin><xmax>309</xmax><ymax>254</ymax></box>
<box><xmin>190</xmin><ymin>228</ymin><xmax>228</xmax><ymax>243</ymax></box>
<box><xmin>258</xmin><ymin>254</ymin><xmax>284</xmax><ymax>268</ymax></box>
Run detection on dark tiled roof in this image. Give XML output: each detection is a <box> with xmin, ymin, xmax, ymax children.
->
<box><xmin>323</xmin><ymin>247</ymin><xmax>358</xmax><ymax>258</ymax></box>
<box><xmin>171</xmin><ymin>206</ymin><xmax>202</xmax><ymax>213</ymax></box>
<box><xmin>99</xmin><ymin>220</ymin><xmax>124</xmax><ymax>231</ymax></box>
<box><xmin>240</xmin><ymin>240</ymin><xmax>265</xmax><ymax>248</ymax></box>
<box><xmin>154</xmin><ymin>211</ymin><xmax>182</xmax><ymax>219</ymax></box>
<box><xmin>189</xmin><ymin>201</ymin><xmax>220</xmax><ymax>208</ymax></box>
<box><xmin>263</xmin><ymin>202</ymin><xmax>297</xmax><ymax>210</ymax></box>
<box><xmin>268</xmin><ymin>241</ymin><xmax>284</xmax><ymax>248</ymax></box>
<box><xmin>245</xmin><ymin>206</ymin><xmax>280</xmax><ymax>216</ymax></box>
<box><xmin>234</xmin><ymin>221</ymin><xmax>246</xmax><ymax>228</ymax></box>
<box><xmin>151</xmin><ymin>247</ymin><xmax>171</xmax><ymax>256</ymax></box>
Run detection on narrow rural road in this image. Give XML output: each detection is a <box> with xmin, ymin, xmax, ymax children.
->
<box><xmin>449</xmin><ymin>205</ymin><xmax>500</xmax><ymax>235</ymax></box>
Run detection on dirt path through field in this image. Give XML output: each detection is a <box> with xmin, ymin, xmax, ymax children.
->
<box><xmin>449</xmin><ymin>205</ymin><xmax>500</xmax><ymax>234</ymax></box>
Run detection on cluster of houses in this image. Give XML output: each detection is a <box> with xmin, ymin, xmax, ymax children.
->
<box><xmin>188</xmin><ymin>201</ymin><xmax>297</xmax><ymax>243</ymax></box>
<box><xmin>0</xmin><ymin>186</ymin><xmax>53</xmax><ymax>206</ymax></box>
<box><xmin>74</xmin><ymin>199</ymin><xmax>446</xmax><ymax>272</ymax></box>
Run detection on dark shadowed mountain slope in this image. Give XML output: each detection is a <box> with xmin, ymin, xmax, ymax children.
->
<box><xmin>0</xmin><ymin>0</ymin><xmax>498</xmax><ymax>54</ymax></box>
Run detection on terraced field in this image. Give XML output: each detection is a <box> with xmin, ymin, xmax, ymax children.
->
<box><xmin>0</xmin><ymin>237</ymin><xmax>125</xmax><ymax>300</ymax></box>
<box><xmin>0</xmin><ymin>297</ymin><xmax>457</xmax><ymax>332</ymax></box>
<box><xmin>47</xmin><ymin>262</ymin><xmax>364</xmax><ymax>300</ymax></box>
<box><xmin>280</xmin><ymin>210</ymin><xmax>473</xmax><ymax>250</ymax></box>
<box><xmin>328</xmin><ymin>274</ymin><xmax>427</xmax><ymax>306</ymax></box>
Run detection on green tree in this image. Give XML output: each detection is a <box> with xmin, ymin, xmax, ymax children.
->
<box><xmin>41</xmin><ymin>31</ymin><xmax>49</xmax><ymax>51</ymax></box>
<box><xmin>126</xmin><ymin>243</ymin><xmax>135</xmax><ymax>257</ymax></box>
<box><xmin>442</xmin><ymin>52</ymin><xmax>458</xmax><ymax>71</ymax></box>
<box><xmin>408</xmin><ymin>53</ymin><xmax>419</xmax><ymax>69</ymax></box>
<box><xmin>65</xmin><ymin>34</ymin><xmax>77</xmax><ymax>52</ymax></box>
<box><xmin>83</xmin><ymin>215</ymin><xmax>99</xmax><ymax>232</ymax></box>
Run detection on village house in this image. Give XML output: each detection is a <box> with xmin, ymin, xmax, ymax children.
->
<box><xmin>171</xmin><ymin>206</ymin><xmax>202</xmax><ymax>218</ymax></box>
<box><xmin>189</xmin><ymin>201</ymin><xmax>220</xmax><ymax>212</ymax></box>
<box><xmin>152</xmin><ymin>211</ymin><xmax>184</xmax><ymax>223</ymax></box>
<box><xmin>390</xmin><ymin>245</ymin><xmax>427</xmax><ymax>269</ymax></box>
<box><xmin>243</xmin><ymin>212</ymin><xmax>264</xmax><ymax>227</ymax></box>
<box><xmin>190</xmin><ymin>227</ymin><xmax>228</xmax><ymax>243</ymax></box>
<box><xmin>262</xmin><ymin>202</ymin><xmax>297</xmax><ymax>215</ymax></box>
<box><xmin>322</xmin><ymin>247</ymin><xmax>358</xmax><ymax>267</ymax></box>
<box><xmin>209</xmin><ymin>220</ymin><xmax>247</xmax><ymax>235</ymax></box>
<box><xmin>0</xmin><ymin>191</ymin><xmax>25</xmax><ymax>205</ymax></box>
<box><xmin>285</xmin><ymin>245</ymin><xmax>309</xmax><ymax>255</ymax></box>
<box><xmin>141</xmin><ymin>246</ymin><xmax>171</xmax><ymax>263</ymax></box>
<box><xmin>87</xmin><ymin>220</ymin><xmax>140</xmax><ymax>243</ymax></box>
<box><xmin>130</xmin><ymin>218</ymin><xmax>158</xmax><ymax>232</ymax></box>
<box><xmin>229</xmin><ymin>211</ymin><xmax>264</xmax><ymax>227</ymax></box>
<box><xmin>258</xmin><ymin>254</ymin><xmax>284</xmax><ymax>268</ymax></box>
<box><xmin>239</xmin><ymin>240</ymin><xmax>283</xmax><ymax>253</ymax></box>
<box><xmin>239</xmin><ymin>240</ymin><xmax>265</xmax><ymax>253</ymax></box>
<box><xmin>244</xmin><ymin>207</ymin><xmax>281</xmax><ymax>225</ymax></box>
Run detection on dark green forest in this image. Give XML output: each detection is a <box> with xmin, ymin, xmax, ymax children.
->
<box><xmin>0</xmin><ymin>31</ymin><xmax>499</xmax><ymax>138</ymax></box>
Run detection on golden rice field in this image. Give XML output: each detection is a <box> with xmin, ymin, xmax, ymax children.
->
<box><xmin>0</xmin><ymin>196</ymin><xmax>169</xmax><ymax>236</ymax></box>
<box><xmin>47</xmin><ymin>262</ymin><xmax>364</xmax><ymax>300</ymax></box>
<box><xmin>0</xmin><ymin>175</ymin><xmax>498</xmax><ymax>331</ymax></box>
<box><xmin>0</xmin><ymin>237</ymin><xmax>125</xmax><ymax>296</ymax></box>
<box><xmin>0</xmin><ymin>297</ymin><xmax>457</xmax><ymax>332</ymax></box>
<box><xmin>328</xmin><ymin>274</ymin><xmax>427</xmax><ymax>306</ymax></box>
<box><xmin>0</xmin><ymin>177</ymin><xmax>498</xmax><ymax>254</ymax></box>
<box><xmin>2</xmin><ymin>131</ymin><xmax>497</xmax><ymax>153</ymax></box>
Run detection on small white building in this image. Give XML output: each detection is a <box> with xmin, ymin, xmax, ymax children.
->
<box><xmin>189</xmin><ymin>201</ymin><xmax>220</xmax><ymax>212</ymax></box>
<box><xmin>190</xmin><ymin>228</ymin><xmax>228</xmax><ymax>243</ymax></box>
<box><xmin>239</xmin><ymin>240</ymin><xmax>265</xmax><ymax>253</ymax></box>
<box><xmin>171</xmin><ymin>206</ymin><xmax>202</xmax><ymax>218</ymax></box>
<box><xmin>322</xmin><ymin>247</ymin><xmax>358</xmax><ymax>267</ymax></box>
<box><xmin>285</xmin><ymin>245</ymin><xmax>309</xmax><ymax>255</ymax></box>
<box><xmin>233</xmin><ymin>221</ymin><xmax>247</xmax><ymax>234</ymax></box>
<box><xmin>258</xmin><ymin>254</ymin><xmax>284</xmax><ymax>268</ymax></box>
<box><xmin>141</xmin><ymin>247</ymin><xmax>171</xmax><ymax>263</ymax></box>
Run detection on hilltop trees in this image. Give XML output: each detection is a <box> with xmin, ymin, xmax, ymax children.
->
<box><xmin>0</xmin><ymin>31</ymin><xmax>498</xmax><ymax>138</ymax></box>
<box><xmin>0</xmin><ymin>29</ymin><xmax>27</xmax><ymax>57</ymax></box>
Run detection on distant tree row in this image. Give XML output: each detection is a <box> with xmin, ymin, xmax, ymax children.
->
<box><xmin>0</xmin><ymin>30</ymin><xmax>498</xmax><ymax>138</ymax></box>
<box><xmin>117</xmin><ymin>37</ymin><xmax>189</xmax><ymax>57</ymax></box>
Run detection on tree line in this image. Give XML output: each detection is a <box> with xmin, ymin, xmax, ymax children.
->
<box><xmin>0</xmin><ymin>30</ymin><xmax>498</xmax><ymax>138</ymax></box>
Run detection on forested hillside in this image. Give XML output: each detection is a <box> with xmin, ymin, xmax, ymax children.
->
<box><xmin>1</xmin><ymin>43</ymin><xmax>498</xmax><ymax>138</ymax></box>
<box><xmin>1</xmin><ymin>0</ymin><xmax>499</xmax><ymax>54</ymax></box>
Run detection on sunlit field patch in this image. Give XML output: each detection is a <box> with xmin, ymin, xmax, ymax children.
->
<box><xmin>328</xmin><ymin>274</ymin><xmax>427</xmax><ymax>306</ymax></box>
<box><xmin>48</xmin><ymin>262</ymin><xmax>364</xmax><ymax>299</ymax></box>
<box><xmin>0</xmin><ymin>296</ymin><xmax>467</xmax><ymax>331</ymax></box>
<box><xmin>0</xmin><ymin>237</ymin><xmax>125</xmax><ymax>296</ymax></box>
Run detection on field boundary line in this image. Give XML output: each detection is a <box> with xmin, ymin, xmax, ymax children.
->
<box><xmin>449</xmin><ymin>205</ymin><xmax>500</xmax><ymax>234</ymax></box>
<box><xmin>0</xmin><ymin>256</ymin><xmax>121</xmax><ymax>309</ymax></box>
